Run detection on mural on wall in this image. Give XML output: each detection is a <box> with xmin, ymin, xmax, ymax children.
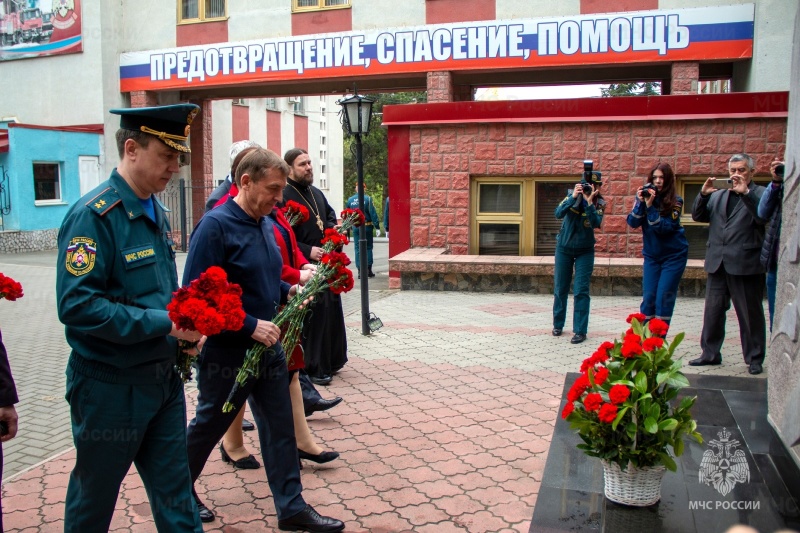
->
<box><xmin>0</xmin><ymin>0</ymin><xmax>82</xmax><ymax>62</ymax></box>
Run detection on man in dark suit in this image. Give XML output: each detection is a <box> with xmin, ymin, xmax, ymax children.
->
<box><xmin>690</xmin><ymin>153</ymin><xmax>767</xmax><ymax>375</ymax></box>
<box><xmin>0</xmin><ymin>331</ymin><xmax>19</xmax><ymax>532</ymax></box>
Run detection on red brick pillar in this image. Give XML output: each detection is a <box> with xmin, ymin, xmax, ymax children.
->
<box><xmin>427</xmin><ymin>71</ymin><xmax>455</xmax><ymax>103</ymax></box>
<box><xmin>130</xmin><ymin>91</ymin><xmax>159</xmax><ymax>108</ymax></box>
<box><xmin>189</xmin><ymin>99</ymin><xmax>213</xmax><ymax>219</ymax></box>
<box><xmin>670</xmin><ymin>62</ymin><xmax>699</xmax><ymax>95</ymax></box>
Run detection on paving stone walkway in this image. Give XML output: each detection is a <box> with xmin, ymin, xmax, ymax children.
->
<box><xmin>0</xmin><ymin>250</ymin><xmax>764</xmax><ymax>532</ymax></box>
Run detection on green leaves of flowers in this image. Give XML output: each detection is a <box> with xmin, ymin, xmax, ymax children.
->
<box><xmin>634</xmin><ymin>371</ymin><xmax>648</xmax><ymax>394</ymax></box>
<box><xmin>564</xmin><ymin>315</ymin><xmax>702</xmax><ymax>472</ymax></box>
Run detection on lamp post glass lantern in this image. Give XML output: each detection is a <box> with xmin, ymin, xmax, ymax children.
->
<box><xmin>338</xmin><ymin>91</ymin><xmax>376</xmax><ymax>335</ymax></box>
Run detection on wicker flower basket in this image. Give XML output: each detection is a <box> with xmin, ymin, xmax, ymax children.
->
<box><xmin>601</xmin><ymin>460</ymin><xmax>666</xmax><ymax>507</ymax></box>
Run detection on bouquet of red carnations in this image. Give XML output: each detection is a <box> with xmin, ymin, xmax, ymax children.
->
<box><xmin>221</xmin><ymin>210</ymin><xmax>362</xmax><ymax>413</ymax></box>
<box><xmin>167</xmin><ymin>266</ymin><xmax>245</xmax><ymax>381</ymax></box>
<box><xmin>0</xmin><ymin>273</ymin><xmax>24</xmax><ymax>301</ymax></box>
<box><xmin>281</xmin><ymin>200</ymin><xmax>310</xmax><ymax>227</ymax></box>
<box><xmin>339</xmin><ymin>208</ymin><xmax>366</xmax><ymax>235</ymax></box>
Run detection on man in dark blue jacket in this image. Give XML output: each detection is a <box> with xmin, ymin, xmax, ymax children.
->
<box><xmin>184</xmin><ymin>148</ymin><xmax>344</xmax><ymax>532</ymax></box>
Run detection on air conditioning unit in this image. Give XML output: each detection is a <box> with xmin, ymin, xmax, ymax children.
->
<box><xmin>287</xmin><ymin>96</ymin><xmax>301</xmax><ymax>104</ymax></box>
<box><xmin>232</xmin><ymin>98</ymin><xmax>248</xmax><ymax>106</ymax></box>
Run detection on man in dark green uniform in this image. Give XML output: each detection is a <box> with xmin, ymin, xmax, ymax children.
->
<box><xmin>56</xmin><ymin>104</ymin><xmax>204</xmax><ymax>532</ymax></box>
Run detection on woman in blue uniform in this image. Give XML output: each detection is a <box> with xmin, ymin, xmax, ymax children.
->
<box><xmin>552</xmin><ymin>179</ymin><xmax>605</xmax><ymax>344</ymax></box>
<box><xmin>626</xmin><ymin>163</ymin><xmax>689</xmax><ymax>332</ymax></box>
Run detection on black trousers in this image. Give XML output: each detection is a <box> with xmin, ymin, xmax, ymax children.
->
<box><xmin>186</xmin><ymin>344</ymin><xmax>306</xmax><ymax>520</ymax></box>
<box><xmin>300</xmin><ymin>372</ymin><xmax>322</xmax><ymax>407</ymax></box>
<box><xmin>699</xmin><ymin>264</ymin><xmax>766</xmax><ymax>365</ymax></box>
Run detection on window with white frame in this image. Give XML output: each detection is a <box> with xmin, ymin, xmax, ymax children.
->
<box><xmin>266</xmin><ymin>98</ymin><xmax>278</xmax><ymax>111</ymax></box>
<box><xmin>179</xmin><ymin>0</ymin><xmax>226</xmax><ymax>23</ymax></box>
<box><xmin>33</xmin><ymin>162</ymin><xmax>61</xmax><ymax>203</ymax></box>
<box><xmin>293</xmin><ymin>0</ymin><xmax>350</xmax><ymax>13</ymax></box>
<box><xmin>289</xmin><ymin>97</ymin><xmax>305</xmax><ymax>114</ymax></box>
<box><xmin>318</xmin><ymin>164</ymin><xmax>328</xmax><ymax>189</ymax></box>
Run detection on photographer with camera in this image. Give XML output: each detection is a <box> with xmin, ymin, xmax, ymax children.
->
<box><xmin>552</xmin><ymin>161</ymin><xmax>605</xmax><ymax>344</ymax></box>
<box><xmin>626</xmin><ymin>163</ymin><xmax>688</xmax><ymax>333</ymax></box>
<box><xmin>757</xmin><ymin>158</ymin><xmax>785</xmax><ymax>331</ymax></box>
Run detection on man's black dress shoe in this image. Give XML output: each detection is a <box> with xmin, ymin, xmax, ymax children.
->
<box><xmin>688</xmin><ymin>357</ymin><xmax>722</xmax><ymax>366</ymax></box>
<box><xmin>749</xmin><ymin>362</ymin><xmax>763</xmax><ymax>375</ymax></box>
<box><xmin>278</xmin><ymin>504</ymin><xmax>344</xmax><ymax>532</ymax></box>
<box><xmin>570</xmin><ymin>334</ymin><xmax>586</xmax><ymax>344</ymax></box>
<box><xmin>196</xmin><ymin>500</ymin><xmax>215</xmax><ymax>523</ymax></box>
<box><xmin>309</xmin><ymin>374</ymin><xmax>332</xmax><ymax>386</ymax></box>
<box><xmin>241</xmin><ymin>418</ymin><xmax>255</xmax><ymax>431</ymax></box>
<box><xmin>304</xmin><ymin>396</ymin><xmax>343</xmax><ymax>417</ymax></box>
<box><xmin>298</xmin><ymin>449</ymin><xmax>339</xmax><ymax>464</ymax></box>
<box><xmin>552</xmin><ymin>328</ymin><xmax>562</xmax><ymax>337</ymax></box>
<box><xmin>368</xmin><ymin>267</ymin><xmax>375</xmax><ymax>277</ymax></box>
<box><xmin>219</xmin><ymin>443</ymin><xmax>261</xmax><ymax>469</ymax></box>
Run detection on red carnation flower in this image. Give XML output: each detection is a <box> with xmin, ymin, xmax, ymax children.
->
<box><xmin>0</xmin><ymin>273</ymin><xmax>24</xmax><ymax>301</ymax></box>
<box><xmin>621</xmin><ymin>340</ymin><xmax>643</xmax><ymax>358</ymax></box>
<box><xmin>597</xmin><ymin>341</ymin><xmax>615</xmax><ymax>355</ymax></box>
<box><xmin>593</xmin><ymin>366</ymin><xmax>609</xmax><ymax>386</ymax></box>
<box><xmin>648</xmin><ymin>318</ymin><xmax>670</xmax><ymax>337</ymax></box>
<box><xmin>624</xmin><ymin>332</ymin><xmax>641</xmax><ymax>344</ymax></box>
<box><xmin>340</xmin><ymin>208</ymin><xmax>365</xmax><ymax>227</ymax></box>
<box><xmin>281</xmin><ymin>200</ymin><xmax>310</xmax><ymax>226</ymax></box>
<box><xmin>561</xmin><ymin>401</ymin><xmax>575</xmax><ymax>420</ymax></box>
<box><xmin>642</xmin><ymin>337</ymin><xmax>665</xmax><ymax>352</ymax></box>
<box><xmin>567</xmin><ymin>374</ymin><xmax>591</xmax><ymax>403</ymax></box>
<box><xmin>598</xmin><ymin>403</ymin><xmax>619</xmax><ymax>424</ymax></box>
<box><xmin>609</xmin><ymin>384</ymin><xmax>631</xmax><ymax>405</ymax></box>
<box><xmin>321</xmin><ymin>228</ymin><xmax>349</xmax><ymax>249</ymax></box>
<box><xmin>626</xmin><ymin>312</ymin><xmax>647</xmax><ymax>324</ymax></box>
<box><xmin>583</xmin><ymin>393</ymin><xmax>603</xmax><ymax>412</ymax></box>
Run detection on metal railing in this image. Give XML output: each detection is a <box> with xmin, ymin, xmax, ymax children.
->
<box><xmin>157</xmin><ymin>178</ymin><xmax>216</xmax><ymax>251</ymax></box>
<box><xmin>0</xmin><ymin>165</ymin><xmax>11</xmax><ymax>231</ymax></box>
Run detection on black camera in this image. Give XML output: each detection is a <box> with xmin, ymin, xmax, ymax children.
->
<box><xmin>775</xmin><ymin>164</ymin><xmax>785</xmax><ymax>178</ymax></box>
<box><xmin>641</xmin><ymin>183</ymin><xmax>658</xmax><ymax>199</ymax></box>
<box><xmin>582</xmin><ymin>160</ymin><xmax>602</xmax><ymax>193</ymax></box>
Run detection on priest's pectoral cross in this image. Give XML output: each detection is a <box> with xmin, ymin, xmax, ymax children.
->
<box><xmin>316</xmin><ymin>216</ymin><xmax>324</xmax><ymax>231</ymax></box>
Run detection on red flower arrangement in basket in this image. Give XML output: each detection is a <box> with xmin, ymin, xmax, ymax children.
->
<box><xmin>167</xmin><ymin>266</ymin><xmax>245</xmax><ymax>381</ymax></box>
<box><xmin>0</xmin><ymin>273</ymin><xmax>23</xmax><ymax>301</ymax></box>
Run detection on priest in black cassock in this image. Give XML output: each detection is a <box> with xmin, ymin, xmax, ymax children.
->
<box><xmin>282</xmin><ymin>148</ymin><xmax>348</xmax><ymax>385</ymax></box>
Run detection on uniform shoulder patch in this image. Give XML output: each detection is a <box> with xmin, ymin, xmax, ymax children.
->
<box><xmin>65</xmin><ymin>237</ymin><xmax>97</xmax><ymax>276</ymax></box>
<box><xmin>85</xmin><ymin>188</ymin><xmax>122</xmax><ymax>216</ymax></box>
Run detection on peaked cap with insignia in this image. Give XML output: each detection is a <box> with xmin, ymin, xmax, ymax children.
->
<box><xmin>110</xmin><ymin>103</ymin><xmax>200</xmax><ymax>153</ymax></box>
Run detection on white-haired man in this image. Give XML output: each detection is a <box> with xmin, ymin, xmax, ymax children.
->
<box><xmin>690</xmin><ymin>153</ymin><xmax>767</xmax><ymax>375</ymax></box>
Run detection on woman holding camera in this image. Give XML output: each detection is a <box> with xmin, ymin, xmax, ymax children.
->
<box><xmin>552</xmin><ymin>178</ymin><xmax>605</xmax><ymax>344</ymax></box>
<box><xmin>627</xmin><ymin>163</ymin><xmax>688</xmax><ymax>332</ymax></box>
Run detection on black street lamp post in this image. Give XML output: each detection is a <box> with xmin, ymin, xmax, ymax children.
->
<box><xmin>338</xmin><ymin>90</ymin><xmax>376</xmax><ymax>336</ymax></box>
